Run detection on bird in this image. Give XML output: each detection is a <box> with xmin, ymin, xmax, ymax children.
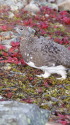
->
<box><xmin>15</xmin><ymin>25</ymin><xmax>70</xmax><ymax>80</ymax></box>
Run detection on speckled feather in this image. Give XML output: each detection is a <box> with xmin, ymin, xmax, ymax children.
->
<box><xmin>18</xmin><ymin>26</ymin><xmax>70</xmax><ymax>68</ymax></box>
<box><xmin>15</xmin><ymin>25</ymin><xmax>70</xmax><ymax>79</ymax></box>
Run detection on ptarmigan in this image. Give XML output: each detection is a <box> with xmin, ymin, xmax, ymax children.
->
<box><xmin>15</xmin><ymin>25</ymin><xmax>70</xmax><ymax>80</ymax></box>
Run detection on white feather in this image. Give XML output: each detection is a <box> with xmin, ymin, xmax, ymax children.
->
<box><xmin>27</xmin><ymin>61</ymin><xmax>67</xmax><ymax>79</ymax></box>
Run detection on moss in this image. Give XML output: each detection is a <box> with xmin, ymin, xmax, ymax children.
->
<box><xmin>0</xmin><ymin>7</ymin><xmax>70</xmax><ymax>123</ymax></box>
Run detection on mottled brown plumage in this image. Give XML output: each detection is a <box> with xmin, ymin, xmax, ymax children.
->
<box><xmin>15</xmin><ymin>25</ymin><xmax>70</xmax><ymax>79</ymax></box>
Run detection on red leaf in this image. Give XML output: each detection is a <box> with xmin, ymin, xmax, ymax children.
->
<box><xmin>5</xmin><ymin>92</ymin><xmax>13</xmax><ymax>98</ymax></box>
<box><xmin>28</xmin><ymin>77</ymin><xmax>34</xmax><ymax>81</ymax></box>
<box><xmin>44</xmin><ymin>82</ymin><xmax>49</xmax><ymax>87</ymax></box>
<box><xmin>0</xmin><ymin>45</ymin><xmax>6</xmax><ymax>50</ymax></box>
<box><xmin>20</xmin><ymin>59</ymin><xmax>27</xmax><ymax>65</ymax></box>
<box><xmin>2</xmin><ymin>52</ymin><xmax>8</xmax><ymax>56</ymax></box>
<box><xmin>11</xmin><ymin>42</ymin><xmax>20</xmax><ymax>47</ymax></box>
<box><xmin>21</xmin><ymin>98</ymin><xmax>33</xmax><ymax>103</ymax></box>
<box><xmin>59</xmin><ymin>120</ymin><xmax>68</xmax><ymax>125</ymax></box>
<box><xmin>7</xmin><ymin>57</ymin><xmax>19</xmax><ymax>64</ymax></box>
<box><xmin>59</xmin><ymin>11</ymin><xmax>68</xmax><ymax>16</ymax></box>
<box><xmin>63</xmin><ymin>17</ymin><xmax>70</xmax><ymax>24</ymax></box>
<box><xmin>0</xmin><ymin>57</ymin><xmax>3</xmax><ymax>60</ymax></box>
<box><xmin>0</xmin><ymin>25</ymin><xmax>7</xmax><ymax>31</ymax></box>
<box><xmin>37</xmin><ymin>88</ymin><xmax>43</xmax><ymax>93</ymax></box>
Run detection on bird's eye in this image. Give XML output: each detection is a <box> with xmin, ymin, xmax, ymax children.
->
<box><xmin>20</xmin><ymin>28</ymin><xmax>23</xmax><ymax>30</ymax></box>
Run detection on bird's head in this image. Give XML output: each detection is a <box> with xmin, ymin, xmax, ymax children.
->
<box><xmin>14</xmin><ymin>25</ymin><xmax>35</xmax><ymax>37</ymax></box>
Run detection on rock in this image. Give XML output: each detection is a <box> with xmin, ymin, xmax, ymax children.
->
<box><xmin>0</xmin><ymin>31</ymin><xmax>18</xmax><ymax>39</ymax></box>
<box><xmin>51</xmin><ymin>97</ymin><xmax>59</xmax><ymax>102</ymax></box>
<box><xmin>68</xmin><ymin>69</ymin><xmax>70</xmax><ymax>74</ymax></box>
<box><xmin>58</xmin><ymin>0</ymin><xmax>70</xmax><ymax>11</ymax></box>
<box><xmin>2</xmin><ymin>63</ymin><xmax>12</xmax><ymax>70</ymax></box>
<box><xmin>32</xmin><ymin>0</ymin><xmax>58</xmax><ymax>10</ymax></box>
<box><xmin>1</xmin><ymin>0</ymin><xmax>69</xmax><ymax>16</ymax></box>
<box><xmin>0</xmin><ymin>0</ymin><xmax>27</xmax><ymax>11</ymax></box>
<box><xmin>45</xmin><ymin>122</ymin><xmax>61</xmax><ymax>125</ymax></box>
<box><xmin>0</xmin><ymin>0</ymin><xmax>58</xmax><ymax>16</ymax></box>
<box><xmin>19</xmin><ymin>26</ymin><xmax>70</xmax><ymax>79</ymax></box>
<box><xmin>0</xmin><ymin>0</ymin><xmax>28</xmax><ymax>18</ymax></box>
<box><xmin>48</xmin><ymin>0</ymin><xmax>70</xmax><ymax>11</ymax></box>
<box><xmin>0</xmin><ymin>31</ymin><xmax>20</xmax><ymax>50</ymax></box>
<box><xmin>24</xmin><ymin>2</ymin><xmax>40</xmax><ymax>15</ymax></box>
<box><xmin>0</xmin><ymin>101</ymin><xmax>50</xmax><ymax>125</ymax></box>
<box><xmin>0</xmin><ymin>96</ymin><xmax>3</xmax><ymax>99</ymax></box>
<box><xmin>55</xmin><ymin>0</ymin><xmax>66</xmax><ymax>4</ymax></box>
<box><xmin>47</xmin><ymin>0</ymin><xmax>66</xmax><ymax>4</ymax></box>
<box><xmin>8</xmin><ymin>12</ymin><xmax>15</xmax><ymax>18</ymax></box>
<box><xmin>23</xmin><ymin>0</ymin><xmax>47</xmax><ymax>15</ymax></box>
<box><xmin>44</xmin><ymin>3</ymin><xmax>58</xmax><ymax>10</ymax></box>
<box><xmin>0</xmin><ymin>0</ymin><xmax>57</xmax><ymax>18</ymax></box>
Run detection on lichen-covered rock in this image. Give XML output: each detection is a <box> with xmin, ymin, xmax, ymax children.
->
<box><xmin>0</xmin><ymin>0</ymin><xmax>58</xmax><ymax>16</ymax></box>
<box><xmin>0</xmin><ymin>0</ymin><xmax>28</xmax><ymax>18</ymax></box>
<box><xmin>0</xmin><ymin>31</ymin><xmax>20</xmax><ymax>50</ymax></box>
<box><xmin>58</xmin><ymin>0</ymin><xmax>70</xmax><ymax>11</ymax></box>
<box><xmin>0</xmin><ymin>0</ymin><xmax>27</xmax><ymax>11</ymax></box>
<box><xmin>30</xmin><ymin>0</ymin><xmax>58</xmax><ymax>10</ymax></box>
<box><xmin>47</xmin><ymin>0</ymin><xmax>66</xmax><ymax>4</ymax></box>
<box><xmin>0</xmin><ymin>101</ymin><xmax>50</xmax><ymax>125</ymax></box>
<box><xmin>45</xmin><ymin>122</ymin><xmax>61</xmax><ymax>125</ymax></box>
<box><xmin>23</xmin><ymin>0</ymin><xmax>47</xmax><ymax>14</ymax></box>
<box><xmin>48</xmin><ymin>0</ymin><xmax>70</xmax><ymax>11</ymax></box>
<box><xmin>24</xmin><ymin>2</ymin><xmax>40</xmax><ymax>14</ymax></box>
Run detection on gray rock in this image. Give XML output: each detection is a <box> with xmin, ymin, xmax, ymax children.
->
<box><xmin>48</xmin><ymin>0</ymin><xmax>70</xmax><ymax>11</ymax></box>
<box><xmin>0</xmin><ymin>0</ymin><xmax>27</xmax><ymax>11</ymax></box>
<box><xmin>0</xmin><ymin>0</ymin><xmax>58</xmax><ymax>17</ymax></box>
<box><xmin>24</xmin><ymin>2</ymin><xmax>40</xmax><ymax>14</ymax></box>
<box><xmin>0</xmin><ymin>101</ymin><xmax>50</xmax><ymax>125</ymax></box>
<box><xmin>47</xmin><ymin>0</ymin><xmax>66</xmax><ymax>4</ymax></box>
<box><xmin>46</xmin><ymin>0</ymin><xmax>70</xmax><ymax>11</ymax></box>
<box><xmin>51</xmin><ymin>97</ymin><xmax>59</xmax><ymax>102</ymax></box>
<box><xmin>58</xmin><ymin>0</ymin><xmax>70</xmax><ymax>11</ymax></box>
<box><xmin>0</xmin><ymin>0</ymin><xmax>28</xmax><ymax>18</ymax></box>
<box><xmin>1</xmin><ymin>0</ymin><xmax>68</xmax><ymax>15</ymax></box>
<box><xmin>0</xmin><ymin>96</ymin><xmax>3</xmax><ymax>99</ymax></box>
<box><xmin>30</xmin><ymin>0</ymin><xmax>58</xmax><ymax>10</ymax></box>
<box><xmin>0</xmin><ymin>31</ymin><xmax>20</xmax><ymax>50</ymax></box>
<box><xmin>19</xmin><ymin>26</ymin><xmax>70</xmax><ymax>79</ymax></box>
<box><xmin>55</xmin><ymin>0</ymin><xmax>66</xmax><ymax>4</ymax></box>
